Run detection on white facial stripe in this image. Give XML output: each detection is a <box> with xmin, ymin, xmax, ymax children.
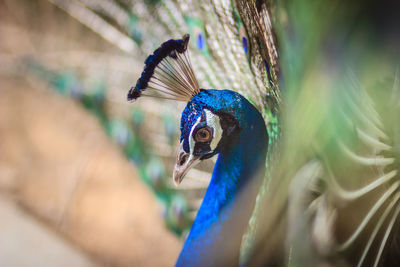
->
<box><xmin>204</xmin><ymin>109</ymin><xmax>223</xmax><ymax>151</ymax></box>
<box><xmin>188</xmin><ymin>115</ymin><xmax>202</xmax><ymax>157</ymax></box>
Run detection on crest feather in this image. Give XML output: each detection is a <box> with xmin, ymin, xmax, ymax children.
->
<box><xmin>127</xmin><ymin>34</ymin><xmax>200</xmax><ymax>102</ymax></box>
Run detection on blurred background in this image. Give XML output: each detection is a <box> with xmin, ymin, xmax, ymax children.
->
<box><xmin>0</xmin><ymin>0</ymin><xmax>226</xmax><ymax>266</ymax></box>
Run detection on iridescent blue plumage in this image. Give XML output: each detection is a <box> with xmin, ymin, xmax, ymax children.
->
<box><xmin>176</xmin><ymin>89</ymin><xmax>268</xmax><ymax>266</ymax></box>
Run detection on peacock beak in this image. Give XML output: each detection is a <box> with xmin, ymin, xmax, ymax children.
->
<box><xmin>173</xmin><ymin>142</ymin><xmax>201</xmax><ymax>186</ymax></box>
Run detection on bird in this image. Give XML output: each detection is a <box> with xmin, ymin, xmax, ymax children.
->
<box><xmin>47</xmin><ymin>0</ymin><xmax>400</xmax><ymax>266</ymax></box>
<box><xmin>127</xmin><ymin>34</ymin><xmax>268</xmax><ymax>266</ymax></box>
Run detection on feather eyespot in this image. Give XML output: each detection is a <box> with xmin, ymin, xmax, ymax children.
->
<box><xmin>242</xmin><ymin>36</ymin><xmax>248</xmax><ymax>54</ymax></box>
<box><xmin>194</xmin><ymin>127</ymin><xmax>212</xmax><ymax>142</ymax></box>
<box><xmin>239</xmin><ymin>24</ymin><xmax>251</xmax><ymax>60</ymax></box>
<box><xmin>196</xmin><ymin>32</ymin><xmax>205</xmax><ymax>50</ymax></box>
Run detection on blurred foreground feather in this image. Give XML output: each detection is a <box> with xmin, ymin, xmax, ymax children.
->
<box><xmin>247</xmin><ymin>0</ymin><xmax>400</xmax><ymax>266</ymax></box>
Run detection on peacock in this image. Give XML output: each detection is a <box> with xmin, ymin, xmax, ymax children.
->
<box><xmin>37</xmin><ymin>0</ymin><xmax>400</xmax><ymax>265</ymax></box>
<box><xmin>127</xmin><ymin>34</ymin><xmax>269</xmax><ymax>266</ymax></box>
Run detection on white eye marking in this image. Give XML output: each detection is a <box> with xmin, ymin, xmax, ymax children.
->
<box><xmin>188</xmin><ymin>109</ymin><xmax>223</xmax><ymax>156</ymax></box>
<box><xmin>204</xmin><ymin>109</ymin><xmax>223</xmax><ymax>151</ymax></box>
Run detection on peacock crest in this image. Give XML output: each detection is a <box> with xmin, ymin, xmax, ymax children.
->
<box><xmin>128</xmin><ymin>34</ymin><xmax>200</xmax><ymax>102</ymax></box>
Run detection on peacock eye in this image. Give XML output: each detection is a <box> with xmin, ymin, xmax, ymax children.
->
<box><xmin>194</xmin><ymin>127</ymin><xmax>212</xmax><ymax>142</ymax></box>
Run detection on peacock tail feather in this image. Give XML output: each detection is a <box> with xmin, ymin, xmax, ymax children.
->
<box><xmin>246</xmin><ymin>1</ymin><xmax>400</xmax><ymax>266</ymax></box>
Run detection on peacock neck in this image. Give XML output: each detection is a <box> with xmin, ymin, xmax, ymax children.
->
<box><xmin>177</xmin><ymin>107</ymin><xmax>268</xmax><ymax>266</ymax></box>
<box><xmin>189</xmin><ymin>135</ymin><xmax>265</xmax><ymax>238</ymax></box>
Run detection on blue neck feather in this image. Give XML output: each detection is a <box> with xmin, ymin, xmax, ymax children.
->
<box><xmin>177</xmin><ymin>90</ymin><xmax>268</xmax><ymax>266</ymax></box>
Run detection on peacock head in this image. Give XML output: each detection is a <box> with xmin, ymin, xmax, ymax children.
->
<box><xmin>127</xmin><ymin>35</ymin><xmax>258</xmax><ymax>185</ymax></box>
<box><xmin>174</xmin><ymin>89</ymin><xmax>246</xmax><ymax>185</ymax></box>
